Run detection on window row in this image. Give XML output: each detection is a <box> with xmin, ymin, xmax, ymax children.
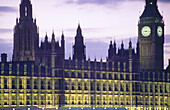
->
<box><xmin>65</xmin><ymin>72</ymin><xmax>131</xmax><ymax>80</ymax></box>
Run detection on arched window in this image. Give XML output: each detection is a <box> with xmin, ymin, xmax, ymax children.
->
<box><xmin>103</xmin><ymin>74</ymin><xmax>106</xmax><ymax>79</ymax></box>
<box><xmin>78</xmin><ymin>72</ymin><xmax>82</xmax><ymax>78</ymax></box>
<box><xmin>25</xmin><ymin>7</ymin><xmax>27</xmax><ymax>16</ymax></box>
<box><xmin>71</xmin><ymin>72</ymin><xmax>76</xmax><ymax>78</ymax></box>
<box><xmin>84</xmin><ymin>72</ymin><xmax>88</xmax><ymax>78</ymax></box>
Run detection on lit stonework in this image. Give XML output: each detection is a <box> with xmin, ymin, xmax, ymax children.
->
<box><xmin>0</xmin><ymin>0</ymin><xmax>170</xmax><ymax>109</ymax></box>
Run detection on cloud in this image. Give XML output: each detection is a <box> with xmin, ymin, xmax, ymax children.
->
<box><xmin>0</xmin><ymin>28</ymin><xmax>12</xmax><ymax>33</ymax></box>
<box><xmin>161</xmin><ymin>0</ymin><xmax>170</xmax><ymax>2</ymax></box>
<box><xmin>64</xmin><ymin>0</ymin><xmax>123</xmax><ymax>7</ymax></box>
<box><xmin>0</xmin><ymin>6</ymin><xmax>17</xmax><ymax>13</ymax></box>
<box><xmin>65</xmin><ymin>27</ymin><xmax>101</xmax><ymax>33</ymax></box>
<box><xmin>165</xmin><ymin>34</ymin><xmax>170</xmax><ymax>43</ymax></box>
<box><xmin>64</xmin><ymin>0</ymin><xmax>170</xmax><ymax>6</ymax></box>
<box><xmin>66</xmin><ymin>0</ymin><xmax>116</xmax><ymax>5</ymax></box>
<box><xmin>0</xmin><ymin>39</ymin><xmax>12</xmax><ymax>53</ymax></box>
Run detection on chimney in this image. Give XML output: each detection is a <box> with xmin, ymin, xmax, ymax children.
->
<box><xmin>1</xmin><ymin>53</ymin><xmax>7</xmax><ymax>63</ymax></box>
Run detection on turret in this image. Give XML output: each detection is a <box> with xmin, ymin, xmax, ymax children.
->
<box><xmin>120</xmin><ymin>41</ymin><xmax>124</xmax><ymax>57</ymax></box>
<box><xmin>113</xmin><ymin>40</ymin><xmax>116</xmax><ymax>57</ymax></box>
<box><xmin>129</xmin><ymin>39</ymin><xmax>132</xmax><ymax>58</ymax></box>
<box><xmin>13</xmin><ymin>0</ymin><xmax>39</xmax><ymax>61</ymax></box>
<box><xmin>45</xmin><ymin>33</ymin><xmax>48</xmax><ymax>42</ymax></box>
<box><xmin>61</xmin><ymin>31</ymin><xmax>65</xmax><ymax>54</ymax></box>
<box><xmin>108</xmin><ymin>41</ymin><xmax>113</xmax><ymax>59</ymax></box>
<box><xmin>129</xmin><ymin>39</ymin><xmax>132</xmax><ymax>49</ymax></box>
<box><xmin>51</xmin><ymin>31</ymin><xmax>55</xmax><ymax>52</ymax></box>
<box><xmin>73</xmin><ymin>23</ymin><xmax>86</xmax><ymax>61</ymax></box>
<box><xmin>121</xmin><ymin>41</ymin><xmax>124</xmax><ymax>50</ymax></box>
<box><xmin>1</xmin><ymin>53</ymin><xmax>7</xmax><ymax>63</ymax></box>
<box><xmin>20</xmin><ymin>0</ymin><xmax>33</xmax><ymax>21</ymax></box>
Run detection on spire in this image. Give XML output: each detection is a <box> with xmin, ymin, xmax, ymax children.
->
<box><xmin>94</xmin><ymin>57</ymin><xmax>97</xmax><ymax>62</ymax></box>
<box><xmin>61</xmin><ymin>31</ymin><xmax>64</xmax><ymax>39</ymax></box>
<box><xmin>45</xmin><ymin>32</ymin><xmax>48</xmax><ymax>42</ymax></box>
<box><xmin>113</xmin><ymin>40</ymin><xmax>116</xmax><ymax>48</ymax></box>
<box><xmin>100</xmin><ymin>57</ymin><xmax>103</xmax><ymax>62</ymax></box>
<box><xmin>146</xmin><ymin>0</ymin><xmax>157</xmax><ymax>7</ymax></box>
<box><xmin>129</xmin><ymin>39</ymin><xmax>132</xmax><ymax>48</ymax></box>
<box><xmin>61</xmin><ymin>30</ymin><xmax>65</xmax><ymax>51</ymax></box>
<box><xmin>52</xmin><ymin>30</ymin><xmax>55</xmax><ymax>41</ymax></box>
<box><xmin>109</xmin><ymin>41</ymin><xmax>113</xmax><ymax>49</ymax></box>
<box><xmin>88</xmin><ymin>57</ymin><xmax>90</xmax><ymax>61</ymax></box>
<box><xmin>73</xmin><ymin>23</ymin><xmax>86</xmax><ymax>61</ymax></box>
<box><xmin>76</xmin><ymin>23</ymin><xmax>82</xmax><ymax>36</ymax></box>
<box><xmin>140</xmin><ymin>0</ymin><xmax>162</xmax><ymax>19</ymax></box>
<box><xmin>121</xmin><ymin>41</ymin><xmax>124</xmax><ymax>49</ymax></box>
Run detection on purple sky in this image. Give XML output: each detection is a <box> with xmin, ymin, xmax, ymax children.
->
<box><xmin>0</xmin><ymin>0</ymin><xmax>170</xmax><ymax>68</ymax></box>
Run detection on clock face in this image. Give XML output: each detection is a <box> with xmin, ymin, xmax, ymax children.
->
<box><xmin>157</xmin><ymin>26</ymin><xmax>163</xmax><ymax>37</ymax></box>
<box><xmin>141</xmin><ymin>26</ymin><xmax>151</xmax><ymax>37</ymax></box>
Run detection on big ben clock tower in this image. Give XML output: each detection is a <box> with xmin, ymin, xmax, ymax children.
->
<box><xmin>138</xmin><ymin>0</ymin><xmax>164</xmax><ymax>72</ymax></box>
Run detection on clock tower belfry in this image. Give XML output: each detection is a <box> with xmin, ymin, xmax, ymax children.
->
<box><xmin>138</xmin><ymin>0</ymin><xmax>164</xmax><ymax>72</ymax></box>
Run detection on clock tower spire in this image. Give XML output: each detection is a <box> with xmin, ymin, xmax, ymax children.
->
<box><xmin>138</xmin><ymin>0</ymin><xmax>164</xmax><ymax>72</ymax></box>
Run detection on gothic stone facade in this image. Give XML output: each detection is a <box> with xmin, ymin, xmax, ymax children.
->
<box><xmin>0</xmin><ymin>0</ymin><xmax>170</xmax><ymax>109</ymax></box>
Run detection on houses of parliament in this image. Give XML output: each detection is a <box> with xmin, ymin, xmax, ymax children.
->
<box><xmin>0</xmin><ymin>0</ymin><xmax>170</xmax><ymax>109</ymax></box>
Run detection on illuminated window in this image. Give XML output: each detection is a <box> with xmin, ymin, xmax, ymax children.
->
<box><xmin>126</xmin><ymin>83</ymin><xmax>129</xmax><ymax>91</ymax></box>
<box><xmin>103</xmin><ymin>74</ymin><xmax>106</xmax><ymax>79</ymax></box>
<box><xmin>48</xmin><ymin>80</ymin><xmax>52</xmax><ymax>89</ymax></box>
<box><xmin>126</xmin><ymin>74</ymin><xmax>130</xmax><ymax>80</ymax></box>
<box><xmin>0</xmin><ymin>78</ymin><xmax>1</xmax><ymax>89</ymax></box>
<box><xmin>65</xmin><ymin>72</ymin><xmax>69</xmax><ymax>78</ymax></box>
<box><xmin>97</xmin><ymin>83</ymin><xmax>100</xmax><ymax>91</ymax></box>
<box><xmin>120</xmin><ymin>83</ymin><xmax>124</xmax><ymax>91</ymax></box>
<box><xmin>55</xmin><ymin>80</ymin><xmax>59</xmax><ymax>89</ymax></box>
<box><xmin>115</xmin><ymin>83</ymin><xmax>118</xmax><ymax>91</ymax></box>
<box><xmin>109</xmin><ymin>74</ymin><xmax>112</xmax><ymax>79</ymax></box>
<box><xmin>109</xmin><ymin>84</ymin><xmax>112</xmax><ymax>91</ymax></box>
<box><xmin>160</xmin><ymin>85</ymin><xmax>163</xmax><ymax>93</ymax></box>
<box><xmin>150</xmin><ymin>84</ymin><xmax>153</xmax><ymax>92</ymax></box>
<box><xmin>71</xmin><ymin>72</ymin><xmax>75</xmax><ymax>78</ymax></box>
<box><xmin>97</xmin><ymin>74</ymin><xmax>100</xmax><ymax>79</ymax></box>
<box><xmin>84</xmin><ymin>72</ymin><xmax>88</xmax><ymax>78</ymax></box>
<box><xmin>155</xmin><ymin>85</ymin><xmax>158</xmax><ymax>92</ymax></box>
<box><xmin>91</xmin><ymin>82</ymin><xmax>94</xmax><ymax>90</ymax></box>
<box><xmin>84</xmin><ymin>83</ymin><xmax>88</xmax><ymax>90</ymax></box>
<box><xmin>90</xmin><ymin>73</ymin><xmax>95</xmax><ymax>79</ymax></box>
<box><xmin>165</xmin><ymin>84</ymin><xmax>168</xmax><ymax>93</ymax></box>
<box><xmin>12</xmin><ymin>78</ymin><xmax>17</xmax><ymax>89</ymax></box>
<box><xmin>25</xmin><ymin>7</ymin><xmax>27</xmax><ymax>16</ymax></box>
<box><xmin>41</xmin><ymin>79</ymin><xmax>45</xmax><ymax>89</ymax></box>
<box><xmin>78</xmin><ymin>82</ymin><xmax>82</xmax><ymax>90</ymax></box>
<box><xmin>120</xmin><ymin>74</ymin><xmax>124</xmax><ymax>80</ymax></box>
<box><xmin>78</xmin><ymin>72</ymin><xmax>82</xmax><ymax>78</ymax></box>
<box><xmin>114</xmin><ymin>74</ymin><xmax>118</xmax><ymax>80</ymax></box>
<box><xmin>72</xmin><ymin>82</ymin><xmax>75</xmax><ymax>90</ymax></box>
<box><xmin>4</xmin><ymin>78</ymin><xmax>8</xmax><ymax>89</ymax></box>
<box><xmin>132</xmin><ymin>82</ymin><xmax>135</xmax><ymax>91</ymax></box>
<box><xmin>103</xmin><ymin>83</ymin><xmax>106</xmax><ymax>91</ymax></box>
<box><xmin>34</xmin><ymin>79</ymin><xmax>38</xmax><ymax>89</ymax></box>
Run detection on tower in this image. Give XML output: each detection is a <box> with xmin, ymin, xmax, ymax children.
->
<box><xmin>138</xmin><ymin>0</ymin><xmax>164</xmax><ymax>72</ymax></box>
<box><xmin>13</xmin><ymin>0</ymin><xmax>39</xmax><ymax>61</ymax></box>
<box><xmin>73</xmin><ymin>24</ymin><xmax>86</xmax><ymax>61</ymax></box>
